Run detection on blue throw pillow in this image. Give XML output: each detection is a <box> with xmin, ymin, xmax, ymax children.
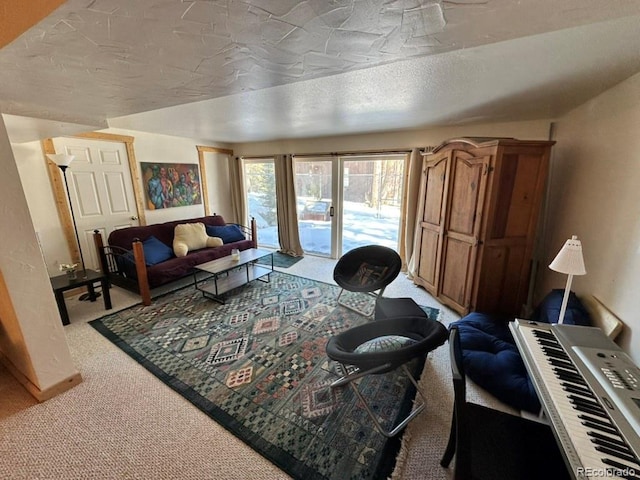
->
<box><xmin>141</xmin><ymin>236</ymin><xmax>174</xmax><ymax>265</ymax></box>
<box><xmin>205</xmin><ymin>224</ymin><xmax>245</xmax><ymax>244</ymax></box>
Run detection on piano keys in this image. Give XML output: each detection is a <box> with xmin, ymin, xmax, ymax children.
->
<box><xmin>510</xmin><ymin>320</ymin><xmax>640</xmax><ymax>480</ymax></box>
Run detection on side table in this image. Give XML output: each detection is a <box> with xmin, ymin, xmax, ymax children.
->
<box><xmin>50</xmin><ymin>269</ymin><xmax>112</xmax><ymax>325</ymax></box>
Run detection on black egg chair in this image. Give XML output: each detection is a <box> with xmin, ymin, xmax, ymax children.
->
<box><xmin>333</xmin><ymin>245</ymin><xmax>402</xmax><ymax>316</ymax></box>
<box><xmin>326</xmin><ymin>315</ymin><xmax>448</xmax><ymax>437</ymax></box>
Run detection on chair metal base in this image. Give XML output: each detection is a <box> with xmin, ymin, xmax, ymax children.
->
<box><xmin>331</xmin><ymin>363</ymin><xmax>427</xmax><ymax>438</ymax></box>
<box><xmin>336</xmin><ymin>286</ymin><xmax>387</xmax><ymax>317</ymax></box>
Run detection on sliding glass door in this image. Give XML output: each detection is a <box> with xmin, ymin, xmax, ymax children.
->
<box><xmin>293</xmin><ymin>154</ymin><xmax>405</xmax><ymax>258</ymax></box>
<box><xmin>340</xmin><ymin>156</ymin><xmax>405</xmax><ymax>255</ymax></box>
<box><xmin>243</xmin><ymin>159</ymin><xmax>279</xmax><ymax>249</ymax></box>
<box><xmin>294</xmin><ymin>159</ymin><xmax>334</xmax><ymax>256</ymax></box>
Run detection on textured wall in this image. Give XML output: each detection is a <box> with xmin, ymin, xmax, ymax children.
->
<box><xmin>541</xmin><ymin>72</ymin><xmax>640</xmax><ymax>362</ymax></box>
<box><xmin>0</xmin><ymin>115</ymin><xmax>79</xmax><ymax>393</ymax></box>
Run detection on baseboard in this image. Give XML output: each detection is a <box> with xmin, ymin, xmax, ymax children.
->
<box><xmin>0</xmin><ymin>352</ymin><xmax>82</xmax><ymax>402</ymax></box>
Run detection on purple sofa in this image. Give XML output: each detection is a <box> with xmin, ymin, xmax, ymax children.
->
<box><xmin>94</xmin><ymin>215</ymin><xmax>256</xmax><ymax>305</ymax></box>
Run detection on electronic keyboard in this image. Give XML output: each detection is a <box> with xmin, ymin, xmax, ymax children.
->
<box><xmin>510</xmin><ymin>320</ymin><xmax>640</xmax><ymax>480</ymax></box>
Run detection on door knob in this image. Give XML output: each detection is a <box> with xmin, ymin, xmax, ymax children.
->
<box><xmin>131</xmin><ymin>216</ymin><xmax>138</xmax><ymax>220</ymax></box>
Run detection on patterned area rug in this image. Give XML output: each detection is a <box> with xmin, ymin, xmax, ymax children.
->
<box><xmin>90</xmin><ymin>271</ymin><xmax>440</xmax><ymax>480</ymax></box>
<box><xmin>257</xmin><ymin>251</ymin><xmax>304</xmax><ymax>268</ymax></box>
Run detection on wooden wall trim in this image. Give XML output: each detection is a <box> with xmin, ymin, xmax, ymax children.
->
<box><xmin>196</xmin><ymin>145</ymin><xmax>234</xmax><ymax>216</ymax></box>
<box><xmin>0</xmin><ymin>351</ymin><xmax>82</xmax><ymax>402</ymax></box>
<box><xmin>74</xmin><ymin>131</ymin><xmax>135</xmax><ymax>143</ymax></box>
<box><xmin>0</xmin><ymin>0</ymin><xmax>66</xmax><ymax>49</ymax></box>
<box><xmin>196</xmin><ymin>145</ymin><xmax>234</xmax><ymax>155</ymax></box>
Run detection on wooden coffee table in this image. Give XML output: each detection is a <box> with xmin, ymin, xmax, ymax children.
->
<box><xmin>193</xmin><ymin>248</ymin><xmax>274</xmax><ymax>303</ymax></box>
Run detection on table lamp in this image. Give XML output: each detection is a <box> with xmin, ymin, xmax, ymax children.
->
<box><xmin>548</xmin><ymin>235</ymin><xmax>586</xmax><ymax>324</ymax></box>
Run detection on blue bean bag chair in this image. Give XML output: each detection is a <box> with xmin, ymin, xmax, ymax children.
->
<box><xmin>451</xmin><ymin>290</ymin><xmax>592</xmax><ymax>413</ymax></box>
<box><xmin>531</xmin><ymin>289</ymin><xmax>591</xmax><ymax>326</ymax></box>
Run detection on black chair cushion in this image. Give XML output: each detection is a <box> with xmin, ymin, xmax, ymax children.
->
<box><xmin>375</xmin><ymin>297</ymin><xmax>427</xmax><ymax>321</ymax></box>
<box><xmin>333</xmin><ymin>245</ymin><xmax>402</xmax><ymax>293</ymax></box>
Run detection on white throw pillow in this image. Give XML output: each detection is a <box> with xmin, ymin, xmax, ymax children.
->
<box><xmin>173</xmin><ymin>222</ymin><xmax>223</xmax><ymax>257</ymax></box>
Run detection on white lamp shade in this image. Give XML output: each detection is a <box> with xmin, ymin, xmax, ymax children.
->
<box><xmin>549</xmin><ymin>235</ymin><xmax>586</xmax><ymax>276</ymax></box>
<box><xmin>46</xmin><ymin>154</ymin><xmax>75</xmax><ymax>167</ymax></box>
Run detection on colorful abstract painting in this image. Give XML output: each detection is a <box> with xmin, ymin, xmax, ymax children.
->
<box><xmin>141</xmin><ymin>162</ymin><xmax>202</xmax><ymax>209</ymax></box>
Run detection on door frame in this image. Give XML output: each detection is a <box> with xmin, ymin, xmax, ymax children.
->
<box><xmin>196</xmin><ymin>145</ymin><xmax>234</xmax><ymax>217</ymax></box>
<box><xmin>42</xmin><ymin>132</ymin><xmax>147</xmax><ymax>267</ymax></box>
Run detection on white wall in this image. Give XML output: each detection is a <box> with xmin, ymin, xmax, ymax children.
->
<box><xmin>13</xmin><ymin>141</ymin><xmax>69</xmax><ymax>275</ymax></box>
<box><xmin>105</xmin><ymin>128</ymin><xmax>234</xmax><ymax>225</ymax></box>
<box><xmin>202</xmin><ymin>150</ymin><xmax>233</xmax><ymax>222</ymax></box>
<box><xmin>540</xmin><ymin>72</ymin><xmax>640</xmax><ymax>362</ymax></box>
<box><xmin>233</xmin><ymin>120</ymin><xmax>553</xmax><ymax>156</ymax></box>
<box><xmin>0</xmin><ymin>115</ymin><xmax>79</xmax><ymax>392</ymax></box>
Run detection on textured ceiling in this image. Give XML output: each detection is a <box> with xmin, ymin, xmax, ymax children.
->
<box><xmin>2</xmin><ymin>0</ymin><xmax>640</xmax><ymax>143</ymax></box>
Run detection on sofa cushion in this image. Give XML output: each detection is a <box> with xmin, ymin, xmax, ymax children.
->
<box><xmin>145</xmin><ymin>238</ymin><xmax>254</xmax><ymax>287</ymax></box>
<box><xmin>173</xmin><ymin>222</ymin><xmax>223</xmax><ymax>257</ymax></box>
<box><xmin>108</xmin><ymin>215</ymin><xmax>229</xmax><ymax>251</ymax></box>
<box><xmin>452</xmin><ymin>313</ymin><xmax>541</xmax><ymax>413</ymax></box>
<box><xmin>205</xmin><ymin>224</ymin><xmax>245</xmax><ymax>244</ymax></box>
<box><xmin>141</xmin><ymin>236</ymin><xmax>174</xmax><ymax>265</ymax></box>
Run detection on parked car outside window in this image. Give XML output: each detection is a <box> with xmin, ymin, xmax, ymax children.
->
<box><xmin>300</xmin><ymin>200</ymin><xmax>331</xmax><ymax>221</ymax></box>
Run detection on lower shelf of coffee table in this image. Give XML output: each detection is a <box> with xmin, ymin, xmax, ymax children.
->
<box><xmin>194</xmin><ymin>263</ymin><xmax>272</xmax><ymax>303</ymax></box>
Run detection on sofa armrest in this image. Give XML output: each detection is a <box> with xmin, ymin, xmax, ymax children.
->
<box><xmin>93</xmin><ymin>230</ymin><xmax>152</xmax><ymax>306</ymax></box>
<box><xmin>132</xmin><ymin>239</ymin><xmax>151</xmax><ymax>306</ymax></box>
<box><xmin>250</xmin><ymin>216</ymin><xmax>257</xmax><ymax>248</ymax></box>
<box><xmin>227</xmin><ymin>217</ymin><xmax>258</xmax><ymax>248</ymax></box>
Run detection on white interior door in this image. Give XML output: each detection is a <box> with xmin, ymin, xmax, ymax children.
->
<box><xmin>52</xmin><ymin>137</ymin><xmax>139</xmax><ymax>271</ymax></box>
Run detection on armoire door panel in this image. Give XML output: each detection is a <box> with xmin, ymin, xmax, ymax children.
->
<box><xmin>440</xmin><ymin>236</ymin><xmax>474</xmax><ymax>310</ymax></box>
<box><xmin>491</xmin><ymin>153</ymin><xmax>543</xmax><ymax>239</ymax></box>
<box><xmin>417</xmin><ymin>228</ymin><xmax>440</xmax><ymax>289</ymax></box>
<box><xmin>474</xmin><ymin>244</ymin><xmax>527</xmax><ymax>315</ymax></box>
<box><xmin>447</xmin><ymin>154</ymin><xmax>488</xmax><ymax>236</ymax></box>
<box><xmin>423</xmin><ymin>157</ymin><xmax>448</xmax><ymax>225</ymax></box>
<box><xmin>413</xmin><ymin>152</ymin><xmax>451</xmax><ymax>294</ymax></box>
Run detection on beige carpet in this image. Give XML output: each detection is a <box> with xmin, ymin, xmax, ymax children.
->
<box><xmin>0</xmin><ymin>255</ymin><xmax>514</xmax><ymax>479</ymax></box>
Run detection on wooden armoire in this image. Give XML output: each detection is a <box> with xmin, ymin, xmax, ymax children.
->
<box><xmin>412</xmin><ymin>137</ymin><xmax>555</xmax><ymax>317</ymax></box>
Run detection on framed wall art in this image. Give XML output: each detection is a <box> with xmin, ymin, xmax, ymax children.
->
<box><xmin>141</xmin><ymin>162</ymin><xmax>202</xmax><ymax>209</ymax></box>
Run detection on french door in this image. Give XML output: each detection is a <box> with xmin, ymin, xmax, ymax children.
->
<box><xmin>294</xmin><ymin>155</ymin><xmax>405</xmax><ymax>258</ymax></box>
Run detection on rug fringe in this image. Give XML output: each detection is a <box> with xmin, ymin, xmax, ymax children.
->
<box><xmin>390</xmin><ymin>351</ymin><xmax>438</xmax><ymax>479</ymax></box>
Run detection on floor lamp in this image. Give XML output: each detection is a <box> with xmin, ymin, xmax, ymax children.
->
<box><xmin>548</xmin><ymin>235</ymin><xmax>586</xmax><ymax>324</ymax></box>
<box><xmin>47</xmin><ymin>154</ymin><xmax>99</xmax><ymax>301</ymax></box>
